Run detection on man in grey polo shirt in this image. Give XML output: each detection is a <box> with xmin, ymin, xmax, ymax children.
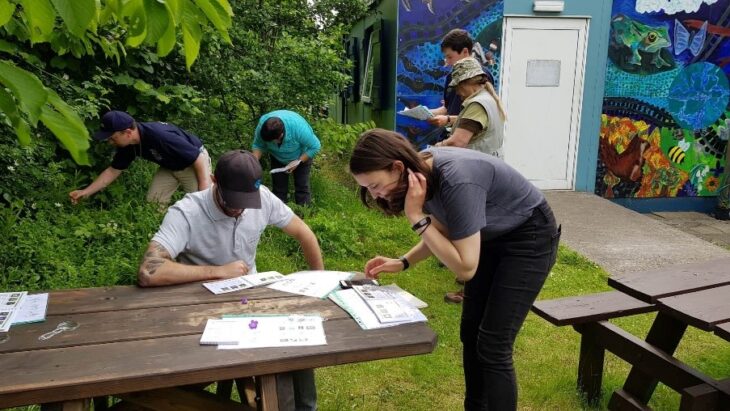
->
<box><xmin>138</xmin><ymin>149</ymin><xmax>323</xmax><ymax>410</ymax></box>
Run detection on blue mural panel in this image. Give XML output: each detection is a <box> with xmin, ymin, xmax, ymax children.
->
<box><xmin>395</xmin><ymin>0</ymin><xmax>504</xmax><ymax>148</ymax></box>
<box><xmin>597</xmin><ymin>0</ymin><xmax>730</xmax><ymax>199</ymax></box>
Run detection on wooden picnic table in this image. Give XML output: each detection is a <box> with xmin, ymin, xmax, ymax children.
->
<box><xmin>600</xmin><ymin>257</ymin><xmax>730</xmax><ymax>409</ymax></box>
<box><xmin>0</xmin><ymin>282</ymin><xmax>437</xmax><ymax>410</ymax></box>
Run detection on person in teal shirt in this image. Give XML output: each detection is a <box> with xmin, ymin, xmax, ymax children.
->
<box><xmin>252</xmin><ymin>110</ymin><xmax>321</xmax><ymax>205</ymax></box>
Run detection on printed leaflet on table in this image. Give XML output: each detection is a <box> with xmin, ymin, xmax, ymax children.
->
<box><xmin>267</xmin><ymin>270</ymin><xmax>354</xmax><ymax>299</ymax></box>
<box><xmin>203</xmin><ymin>271</ymin><xmax>285</xmax><ymax>294</ymax></box>
<box><xmin>200</xmin><ymin>315</ymin><xmax>327</xmax><ymax>349</ymax></box>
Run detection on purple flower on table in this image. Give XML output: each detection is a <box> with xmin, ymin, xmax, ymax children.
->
<box><xmin>241</xmin><ymin>298</ymin><xmax>248</xmax><ymax>305</ymax></box>
<box><xmin>248</xmin><ymin>320</ymin><xmax>258</xmax><ymax>330</ymax></box>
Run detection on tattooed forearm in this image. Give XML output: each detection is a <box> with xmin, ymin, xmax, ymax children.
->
<box><xmin>138</xmin><ymin>241</ymin><xmax>172</xmax><ymax>286</ymax></box>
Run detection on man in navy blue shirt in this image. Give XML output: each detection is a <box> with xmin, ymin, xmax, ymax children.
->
<box><xmin>69</xmin><ymin>111</ymin><xmax>212</xmax><ymax>205</ymax></box>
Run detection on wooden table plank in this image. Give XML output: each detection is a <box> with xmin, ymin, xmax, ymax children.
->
<box><xmin>0</xmin><ymin>320</ymin><xmax>436</xmax><ymax>408</ymax></box>
<box><xmin>532</xmin><ymin>291</ymin><xmax>655</xmax><ymax>326</ymax></box>
<box><xmin>1</xmin><ymin>297</ymin><xmax>349</xmax><ymax>354</ymax></box>
<box><xmin>44</xmin><ymin>283</ymin><xmax>300</xmax><ymax>316</ymax></box>
<box><xmin>608</xmin><ymin>257</ymin><xmax>730</xmax><ymax>303</ymax></box>
<box><xmin>657</xmin><ymin>285</ymin><xmax>730</xmax><ymax>331</ymax></box>
<box><xmin>715</xmin><ymin>322</ymin><xmax>730</xmax><ymax>342</ymax></box>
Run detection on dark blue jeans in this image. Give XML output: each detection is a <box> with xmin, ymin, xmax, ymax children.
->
<box><xmin>461</xmin><ymin>202</ymin><xmax>560</xmax><ymax>410</ymax></box>
<box><xmin>270</xmin><ymin>156</ymin><xmax>313</xmax><ymax>205</ymax></box>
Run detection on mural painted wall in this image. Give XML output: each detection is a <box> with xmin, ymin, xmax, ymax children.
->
<box><xmin>597</xmin><ymin>0</ymin><xmax>730</xmax><ymax>199</ymax></box>
<box><xmin>395</xmin><ymin>0</ymin><xmax>503</xmax><ymax>148</ymax></box>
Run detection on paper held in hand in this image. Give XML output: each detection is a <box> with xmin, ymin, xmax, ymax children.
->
<box><xmin>271</xmin><ymin>159</ymin><xmax>301</xmax><ymax>174</ymax></box>
<box><xmin>397</xmin><ymin>105</ymin><xmax>434</xmax><ymax>121</ymax></box>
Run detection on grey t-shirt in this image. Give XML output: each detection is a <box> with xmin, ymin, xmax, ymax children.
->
<box><xmin>152</xmin><ymin>185</ymin><xmax>294</xmax><ymax>273</ymax></box>
<box><xmin>423</xmin><ymin>147</ymin><xmax>545</xmax><ymax>241</ymax></box>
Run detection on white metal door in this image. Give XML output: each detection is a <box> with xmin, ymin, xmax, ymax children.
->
<box><xmin>500</xmin><ymin>17</ymin><xmax>588</xmax><ymax>190</ymax></box>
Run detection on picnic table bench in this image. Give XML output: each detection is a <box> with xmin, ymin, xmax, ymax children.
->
<box><xmin>532</xmin><ymin>257</ymin><xmax>730</xmax><ymax>410</ymax></box>
<box><xmin>0</xmin><ymin>282</ymin><xmax>437</xmax><ymax>410</ymax></box>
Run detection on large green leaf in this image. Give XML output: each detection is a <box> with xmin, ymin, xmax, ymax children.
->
<box><xmin>0</xmin><ymin>88</ymin><xmax>31</xmax><ymax>145</ymax></box>
<box><xmin>214</xmin><ymin>0</ymin><xmax>232</xmax><ymax>17</ymax></box>
<box><xmin>121</xmin><ymin>0</ymin><xmax>147</xmax><ymax>47</ymax></box>
<box><xmin>192</xmin><ymin>0</ymin><xmax>230</xmax><ymax>43</ymax></box>
<box><xmin>143</xmin><ymin>0</ymin><xmax>169</xmax><ymax>45</ymax></box>
<box><xmin>181</xmin><ymin>1</ymin><xmax>202</xmax><ymax>70</ymax></box>
<box><xmin>165</xmin><ymin>0</ymin><xmax>182</xmax><ymax>23</ymax></box>
<box><xmin>98</xmin><ymin>0</ymin><xmax>120</xmax><ymax>24</ymax></box>
<box><xmin>20</xmin><ymin>0</ymin><xmax>56</xmax><ymax>43</ymax></box>
<box><xmin>0</xmin><ymin>0</ymin><xmax>16</xmax><ymax>27</ymax></box>
<box><xmin>0</xmin><ymin>60</ymin><xmax>48</xmax><ymax>125</ymax></box>
<box><xmin>40</xmin><ymin>91</ymin><xmax>90</xmax><ymax>165</ymax></box>
<box><xmin>50</xmin><ymin>0</ymin><xmax>96</xmax><ymax>38</ymax></box>
<box><xmin>156</xmin><ymin>11</ymin><xmax>176</xmax><ymax>57</ymax></box>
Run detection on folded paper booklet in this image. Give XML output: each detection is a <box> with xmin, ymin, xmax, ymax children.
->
<box><xmin>203</xmin><ymin>271</ymin><xmax>285</xmax><ymax>294</ymax></box>
<box><xmin>0</xmin><ymin>291</ymin><xmax>27</xmax><ymax>332</ymax></box>
<box><xmin>11</xmin><ymin>293</ymin><xmax>48</xmax><ymax>325</ymax></box>
<box><xmin>329</xmin><ymin>288</ymin><xmax>427</xmax><ymax>330</ymax></box>
<box><xmin>397</xmin><ymin>105</ymin><xmax>434</xmax><ymax>121</ymax></box>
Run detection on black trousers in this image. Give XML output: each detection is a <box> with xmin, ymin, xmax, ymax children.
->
<box><xmin>461</xmin><ymin>202</ymin><xmax>561</xmax><ymax>410</ymax></box>
<box><xmin>270</xmin><ymin>156</ymin><xmax>313</xmax><ymax>205</ymax></box>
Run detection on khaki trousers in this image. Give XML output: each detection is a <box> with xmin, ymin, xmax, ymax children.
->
<box><xmin>146</xmin><ymin>148</ymin><xmax>211</xmax><ymax>205</ymax></box>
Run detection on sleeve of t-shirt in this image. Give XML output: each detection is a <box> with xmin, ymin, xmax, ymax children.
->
<box><xmin>299</xmin><ymin>122</ymin><xmax>321</xmax><ymax>159</ymax></box>
<box><xmin>460</xmin><ymin>103</ymin><xmax>490</xmax><ymax>130</ymax></box>
<box><xmin>150</xmin><ymin>207</ymin><xmax>191</xmax><ymax>259</ymax></box>
<box><xmin>262</xmin><ymin>187</ymin><xmax>294</xmax><ymax>228</ymax></box>
<box><xmin>110</xmin><ymin>146</ymin><xmax>136</xmax><ymax>170</ymax></box>
<box><xmin>440</xmin><ymin>182</ymin><xmax>488</xmax><ymax>240</ymax></box>
<box><xmin>160</xmin><ymin>127</ymin><xmax>200</xmax><ymax>167</ymax></box>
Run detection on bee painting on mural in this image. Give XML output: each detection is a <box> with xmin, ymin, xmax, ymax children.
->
<box><xmin>668</xmin><ymin>139</ymin><xmax>690</xmax><ymax>164</ymax></box>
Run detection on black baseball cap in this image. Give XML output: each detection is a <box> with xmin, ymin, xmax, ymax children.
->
<box><xmin>93</xmin><ymin>111</ymin><xmax>135</xmax><ymax>141</ymax></box>
<box><xmin>214</xmin><ymin>150</ymin><xmax>263</xmax><ymax>209</ymax></box>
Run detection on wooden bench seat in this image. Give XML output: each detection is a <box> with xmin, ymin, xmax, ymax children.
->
<box><xmin>532</xmin><ymin>290</ymin><xmax>656</xmax><ymax>326</ymax></box>
<box><xmin>532</xmin><ymin>291</ymin><xmax>656</xmax><ymax>405</ymax></box>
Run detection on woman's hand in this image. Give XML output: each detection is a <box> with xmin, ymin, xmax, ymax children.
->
<box><xmin>404</xmin><ymin>169</ymin><xmax>427</xmax><ymax>224</ymax></box>
<box><xmin>364</xmin><ymin>256</ymin><xmax>404</xmax><ymax>279</ymax></box>
<box><xmin>427</xmin><ymin>115</ymin><xmax>449</xmax><ymax>127</ymax></box>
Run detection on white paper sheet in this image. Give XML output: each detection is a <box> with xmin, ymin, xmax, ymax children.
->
<box><xmin>397</xmin><ymin>105</ymin><xmax>434</xmax><ymax>121</ymax></box>
<box><xmin>0</xmin><ymin>292</ymin><xmax>27</xmax><ymax>332</ymax></box>
<box><xmin>11</xmin><ymin>293</ymin><xmax>48</xmax><ymax>325</ymax></box>
<box><xmin>271</xmin><ymin>160</ymin><xmax>301</xmax><ymax>174</ymax></box>
<box><xmin>203</xmin><ymin>271</ymin><xmax>285</xmax><ymax>294</ymax></box>
<box><xmin>329</xmin><ymin>289</ymin><xmax>427</xmax><ymax>330</ymax></box>
<box><xmin>217</xmin><ymin>315</ymin><xmax>327</xmax><ymax>349</ymax></box>
<box><xmin>267</xmin><ymin>270</ymin><xmax>353</xmax><ymax>299</ymax></box>
<box><xmin>381</xmin><ymin>284</ymin><xmax>428</xmax><ymax>309</ymax></box>
<box><xmin>200</xmin><ymin>318</ymin><xmax>247</xmax><ymax>345</ymax></box>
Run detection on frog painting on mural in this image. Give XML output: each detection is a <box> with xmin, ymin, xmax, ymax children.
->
<box><xmin>609</xmin><ymin>14</ymin><xmax>675</xmax><ymax>74</ymax></box>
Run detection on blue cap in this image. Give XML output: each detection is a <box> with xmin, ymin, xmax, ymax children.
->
<box><xmin>93</xmin><ymin>111</ymin><xmax>135</xmax><ymax>141</ymax></box>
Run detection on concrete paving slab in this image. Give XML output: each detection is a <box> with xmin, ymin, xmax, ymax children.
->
<box><xmin>543</xmin><ymin>191</ymin><xmax>730</xmax><ymax>276</ymax></box>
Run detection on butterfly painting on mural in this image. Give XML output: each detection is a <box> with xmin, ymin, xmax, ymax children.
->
<box><xmin>674</xmin><ymin>19</ymin><xmax>707</xmax><ymax>56</ymax></box>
